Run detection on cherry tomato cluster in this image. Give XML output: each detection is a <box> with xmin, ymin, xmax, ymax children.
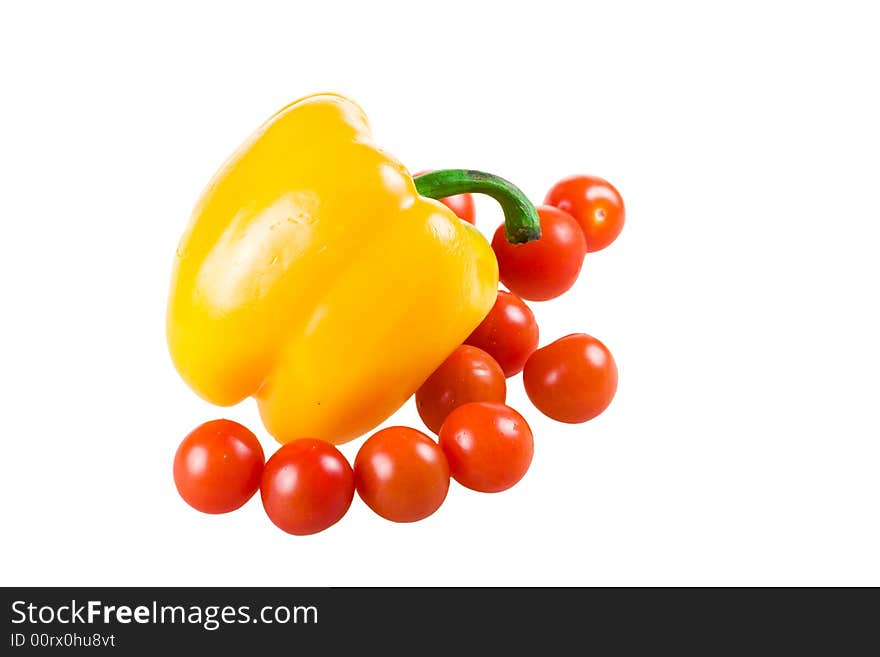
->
<box><xmin>448</xmin><ymin>173</ymin><xmax>622</xmax><ymax>424</ymax></box>
<box><xmin>173</xmin><ymin>174</ymin><xmax>623</xmax><ymax>534</ymax></box>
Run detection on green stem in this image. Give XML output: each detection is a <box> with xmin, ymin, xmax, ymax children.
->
<box><xmin>414</xmin><ymin>169</ymin><xmax>541</xmax><ymax>244</ymax></box>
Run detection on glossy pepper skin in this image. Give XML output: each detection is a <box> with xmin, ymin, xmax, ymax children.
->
<box><xmin>167</xmin><ymin>94</ymin><xmax>537</xmax><ymax>445</ymax></box>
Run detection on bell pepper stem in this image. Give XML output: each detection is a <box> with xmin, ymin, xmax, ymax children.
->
<box><xmin>414</xmin><ymin>169</ymin><xmax>541</xmax><ymax>244</ymax></box>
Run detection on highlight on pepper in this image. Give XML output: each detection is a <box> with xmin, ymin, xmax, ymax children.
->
<box><xmin>167</xmin><ymin>92</ymin><xmax>624</xmax><ymax>534</ymax></box>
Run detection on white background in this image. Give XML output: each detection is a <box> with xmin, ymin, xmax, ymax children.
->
<box><xmin>1</xmin><ymin>1</ymin><xmax>878</xmax><ymax>586</ymax></box>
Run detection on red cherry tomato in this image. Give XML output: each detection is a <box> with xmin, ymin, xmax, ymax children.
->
<box><xmin>438</xmin><ymin>402</ymin><xmax>533</xmax><ymax>493</ymax></box>
<box><xmin>260</xmin><ymin>439</ymin><xmax>354</xmax><ymax>535</ymax></box>
<box><xmin>416</xmin><ymin>345</ymin><xmax>506</xmax><ymax>434</ymax></box>
<box><xmin>464</xmin><ymin>290</ymin><xmax>539</xmax><ymax>377</ymax></box>
<box><xmin>544</xmin><ymin>175</ymin><xmax>625</xmax><ymax>252</ymax></box>
<box><xmin>173</xmin><ymin>419</ymin><xmax>265</xmax><ymax>514</ymax></box>
<box><xmin>437</xmin><ymin>193</ymin><xmax>476</xmax><ymax>225</ymax></box>
<box><xmin>523</xmin><ymin>333</ymin><xmax>618</xmax><ymax>423</ymax></box>
<box><xmin>354</xmin><ymin>426</ymin><xmax>450</xmax><ymax>523</ymax></box>
<box><xmin>491</xmin><ymin>205</ymin><xmax>587</xmax><ymax>301</ymax></box>
<box><xmin>415</xmin><ymin>169</ymin><xmax>475</xmax><ymax>224</ymax></box>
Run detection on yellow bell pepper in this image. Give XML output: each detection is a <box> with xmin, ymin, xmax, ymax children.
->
<box><xmin>167</xmin><ymin>93</ymin><xmax>539</xmax><ymax>444</ymax></box>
